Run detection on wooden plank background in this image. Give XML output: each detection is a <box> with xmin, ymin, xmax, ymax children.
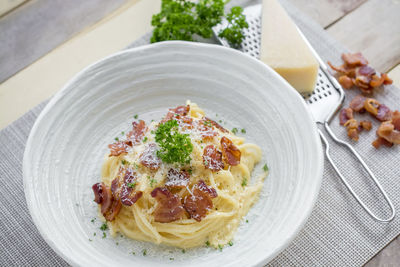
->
<box><xmin>0</xmin><ymin>0</ymin><xmax>129</xmax><ymax>83</ymax></box>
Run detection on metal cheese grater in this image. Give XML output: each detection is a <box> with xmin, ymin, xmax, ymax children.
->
<box><xmin>213</xmin><ymin>4</ymin><xmax>395</xmax><ymax>222</ymax></box>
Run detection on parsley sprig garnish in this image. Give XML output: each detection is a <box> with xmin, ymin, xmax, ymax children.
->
<box><xmin>155</xmin><ymin>120</ymin><xmax>193</xmax><ymax>165</ymax></box>
<box><xmin>218</xmin><ymin>6</ymin><xmax>249</xmax><ymax>47</ymax></box>
<box><xmin>151</xmin><ymin>0</ymin><xmax>248</xmax><ymax>46</ymax></box>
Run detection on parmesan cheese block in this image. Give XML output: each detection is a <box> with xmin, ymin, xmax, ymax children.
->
<box><xmin>260</xmin><ymin>0</ymin><xmax>319</xmax><ymax>94</ymax></box>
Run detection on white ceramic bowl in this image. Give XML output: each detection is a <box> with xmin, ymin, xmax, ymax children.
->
<box><xmin>23</xmin><ymin>41</ymin><xmax>323</xmax><ymax>267</ymax></box>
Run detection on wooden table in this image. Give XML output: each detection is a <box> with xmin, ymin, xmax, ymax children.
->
<box><xmin>0</xmin><ymin>0</ymin><xmax>399</xmax><ymax>265</ymax></box>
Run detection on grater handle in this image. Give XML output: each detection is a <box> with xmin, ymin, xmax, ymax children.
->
<box><xmin>318</xmin><ymin>128</ymin><xmax>395</xmax><ymax>223</ymax></box>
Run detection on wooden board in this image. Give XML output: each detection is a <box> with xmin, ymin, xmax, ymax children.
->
<box><xmin>287</xmin><ymin>0</ymin><xmax>366</xmax><ymax>28</ymax></box>
<box><xmin>0</xmin><ymin>0</ymin><xmax>27</xmax><ymax>17</ymax></box>
<box><xmin>327</xmin><ymin>0</ymin><xmax>400</xmax><ymax>72</ymax></box>
<box><xmin>0</xmin><ymin>0</ymin><xmax>129</xmax><ymax>83</ymax></box>
<box><xmin>0</xmin><ymin>0</ymin><xmax>160</xmax><ymax>129</ymax></box>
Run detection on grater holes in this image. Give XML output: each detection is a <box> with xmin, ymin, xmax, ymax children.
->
<box><xmin>328</xmin><ymin>91</ymin><xmax>332</xmax><ymax>95</ymax></box>
<box><xmin>316</xmin><ymin>88</ymin><xmax>320</xmax><ymax>93</ymax></box>
<box><xmin>323</xmin><ymin>92</ymin><xmax>328</xmax><ymax>97</ymax></box>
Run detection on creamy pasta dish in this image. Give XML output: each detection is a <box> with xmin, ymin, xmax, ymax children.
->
<box><xmin>92</xmin><ymin>101</ymin><xmax>267</xmax><ymax>249</ymax></box>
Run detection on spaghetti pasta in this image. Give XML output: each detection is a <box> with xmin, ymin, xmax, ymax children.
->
<box><xmin>94</xmin><ymin>101</ymin><xmax>267</xmax><ymax>249</ymax></box>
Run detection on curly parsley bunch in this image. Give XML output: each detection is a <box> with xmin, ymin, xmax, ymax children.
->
<box><xmin>151</xmin><ymin>0</ymin><xmax>248</xmax><ymax>47</ymax></box>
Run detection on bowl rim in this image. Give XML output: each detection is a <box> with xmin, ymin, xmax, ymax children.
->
<box><xmin>23</xmin><ymin>40</ymin><xmax>324</xmax><ymax>267</ymax></box>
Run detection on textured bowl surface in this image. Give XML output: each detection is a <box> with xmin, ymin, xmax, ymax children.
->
<box><xmin>23</xmin><ymin>41</ymin><xmax>323</xmax><ymax>267</ymax></box>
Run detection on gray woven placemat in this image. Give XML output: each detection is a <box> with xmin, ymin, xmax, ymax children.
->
<box><xmin>1</xmin><ymin>0</ymin><xmax>400</xmax><ymax>266</ymax></box>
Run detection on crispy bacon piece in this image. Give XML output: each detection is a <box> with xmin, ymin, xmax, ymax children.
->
<box><xmin>177</xmin><ymin>116</ymin><xmax>193</xmax><ymax>130</ymax></box>
<box><xmin>364</xmin><ymin>98</ymin><xmax>380</xmax><ymax>116</ymax></box>
<box><xmin>165</xmin><ymin>169</ymin><xmax>190</xmax><ymax>189</ymax></box>
<box><xmin>151</xmin><ymin>187</ymin><xmax>184</xmax><ymax>223</ymax></box>
<box><xmin>375</xmin><ymin>111</ymin><xmax>400</xmax><ymax>146</ymax></box>
<box><xmin>393</xmin><ymin>111</ymin><xmax>400</xmax><ymax>131</ymax></box>
<box><xmin>203</xmin><ymin>145</ymin><xmax>224</xmax><ymax>171</ymax></box>
<box><xmin>126</xmin><ymin>120</ymin><xmax>147</xmax><ymax>146</ymax></box>
<box><xmin>220</xmin><ymin>136</ymin><xmax>241</xmax><ymax>166</ymax></box>
<box><xmin>372</xmin><ymin>137</ymin><xmax>393</xmax><ymax>148</ymax></box>
<box><xmin>161</xmin><ymin>105</ymin><xmax>190</xmax><ymax>123</ymax></box>
<box><xmin>327</xmin><ymin>62</ymin><xmax>354</xmax><ymax>77</ymax></box>
<box><xmin>92</xmin><ymin>183</ymin><xmax>103</xmax><ymax>204</ymax></box>
<box><xmin>339</xmin><ymin>108</ymin><xmax>354</xmax><ymax>125</ymax></box>
<box><xmin>139</xmin><ymin>143</ymin><xmax>161</xmax><ymax>170</ymax></box>
<box><xmin>328</xmin><ymin>52</ymin><xmax>392</xmax><ymax>94</ymax></box>
<box><xmin>382</xmin><ymin>73</ymin><xmax>393</xmax><ymax>85</ymax></box>
<box><xmin>342</xmin><ymin>52</ymin><xmax>368</xmax><ymax>67</ymax></box>
<box><xmin>357</xmin><ymin>65</ymin><xmax>375</xmax><ymax>76</ymax></box>
<box><xmin>344</xmin><ymin>119</ymin><xmax>359</xmax><ymax>141</ymax></box>
<box><xmin>92</xmin><ymin>182</ymin><xmax>122</xmax><ymax>221</ymax></box>
<box><xmin>204</xmin><ymin>117</ymin><xmax>228</xmax><ymax>133</ymax></box>
<box><xmin>376</xmin><ymin>104</ymin><xmax>392</xmax><ymax>122</ymax></box>
<box><xmin>349</xmin><ymin>95</ymin><xmax>366</xmax><ymax>112</ymax></box>
<box><xmin>338</xmin><ymin>75</ymin><xmax>353</xmax><ymax>89</ymax></box>
<box><xmin>183</xmin><ymin>180</ymin><xmax>217</xmax><ymax>222</ymax></box>
<box><xmin>360</xmin><ymin>120</ymin><xmax>372</xmax><ymax>131</ymax></box>
<box><xmin>118</xmin><ymin>168</ymin><xmax>143</xmax><ymax>206</ymax></box>
<box><xmin>196</xmin><ymin>119</ymin><xmax>218</xmax><ymax>140</ymax></box>
<box><xmin>108</xmin><ymin>141</ymin><xmax>129</xmax><ymax>157</ymax></box>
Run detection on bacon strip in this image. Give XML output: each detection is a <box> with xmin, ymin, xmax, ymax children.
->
<box><xmin>108</xmin><ymin>141</ymin><xmax>129</xmax><ymax>157</ymax></box>
<box><xmin>139</xmin><ymin>143</ymin><xmax>161</xmax><ymax>170</ymax></box>
<box><xmin>126</xmin><ymin>120</ymin><xmax>147</xmax><ymax>146</ymax></box>
<box><xmin>196</xmin><ymin>119</ymin><xmax>218</xmax><ymax>140</ymax></box>
<box><xmin>328</xmin><ymin>52</ymin><xmax>392</xmax><ymax>94</ymax></box>
<box><xmin>151</xmin><ymin>187</ymin><xmax>184</xmax><ymax>223</ymax></box>
<box><xmin>161</xmin><ymin>105</ymin><xmax>190</xmax><ymax>123</ymax></box>
<box><xmin>376</xmin><ymin>111</ymin><xmax>400</xmax><ymax>146</ymax></box>
<box><xmin>183</xmin><ymin>180</ymin><xmax>217</xmax><ymax>222</ymax></box>
<box><xmin>119</xmin><ymin>168</ymin><xmax>143</xmax><ymax>206</ymax></box>
<box><xmin>342</xmin><ymin>52</ymin><xmax>368</xmax><ymax>67</ymax></box>
<box><xmin>203</xmin><ymin>145</ymin><xmax>224</xmax><ymax>171</ymax></box>
<box><xmin>165</xmin><ymin>169</ymin><xmax>190</xmax><ymax>189</ymax></box>
<box><xmin>220</xmin><ymin>136</ymin><xmax>241</xmax><ymax>166</ymax></box>
<box><xmin>92</xmin><ymin>182</ymin><xmax>122</xmax><ymax>221</ymax></box>
<box><xmin>376</xmin><ymin>104</ymin><xmax>392</xmax><ymax>122</ymax></box>
<box><xmin>204</xmin><ymin>117</ymin><xmax>228</xmax><ymax>133</ymax></box>
<box><xmin>344</xmin><ymin>119</ymin><xmax>359</xmax><ymax>141</ymax></box>
<box><xmin>349</xmin><ymin>95</ymin><xmax>366</xmax><ymax>112</ymax></box>
<box><xmin>339</xmin><ymin>108</ymin><xmax>354</xmax><ymax>125</ymax></box>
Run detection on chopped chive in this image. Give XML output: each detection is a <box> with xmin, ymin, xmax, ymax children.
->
<box><xmin>132</xmin><ymin>251</ymin><xmax>136</xmax><ymax>255</ymax></box>
<box><xmin>102</xmin><ymin>232</ymin><xmax>106</xmax><ymax>239</ymax></box>
<box><xmin>91</xmin><ymin>218</ymin><xmax>96</xmax><ymax>223</ymax></box>
<box><xmin>134</xmin><ymin>114</ymin><xmax>138</xmax><ymax>119</ymax></box>
<box><xmin>231</xmin><ymin>128</ymin><xmax>238</xmax><ymax>134</ymax></box>
<box><xmin>100</xmin><ymin>223</ymin><xmax>108</xmax><ymax>231</ymax></box>
<box><xmin>121</xmin><ymin>159</ymin><xmax>128</xmax><ymax>165</ymax></box>
<box><xmin>241</xmin><ymin>178</ymin><xmax>247</xmax><ymax>187</ymax></box>
<box><xmin>241</xmin><ymin>128</ymin><xmax>246</xmax><ymax>134</ymax></box>
<box><xmin>205</xmin><ymin>241</ymin><xmax>210</xmax><ymax>247</ymax></box>
<box><xmin>114</xmin><ymin>137</ymin><xmax>119</xmax><ymax>142</ymax></box>
<box><xmin>127</xmin><ymin>182</ymin><xmax>136</xmax><ymax>189</ymax></box>
<box><xmin>169</xmin><ymin>258</ymin><xmax>174</xmax><ymax>260</ymax></box>
<box><xmin>143</xmin><ymin>136</ymin><xmax>148</xmax><ymax>142</ymax></box>
<box><xmin>182</xmin><ymin>249</ymin><xmax>186</xmax><ymax>253</ymax></box>
<box><xmin>263</xmin><ymin>164</ymin><xmax>269</xmax><ymax>172</ymax></box>
<box><xmin>142</xmin><ymin>249</ymin><xmax>147</xmax><ymax>256</ymax></box>
<box><xmin>89</xmin><ymin>239</ymin><xmax>92</xmax><ymax>242</ymax></box>
<box><xmin>219</xmin><ymin>120</ymin><xmax>223</xmax><ymax>123</ymax></box>
<box><xmin>116</xmin><ymin>242</ymin><xmax>119</xmax><ymax>246</ymax></box>
<box><xmin>246</xmin><ymin>219</ymin><xmax>249</xmax><ymax>223</ymax></box>
<box><xmin>228</xmin><ymin>241</ymin><xmax>233</xmax><ymax>246</ymax></box>
<box><xmin>218</xmin><ymin>244</ymin><xmax>223</xmax><ymax>251</ymax></box>
<box><xmin>93</xmin><ymin>232</ymin><xmax>96</xmax><ymax>236</ymax></box>
<box><xmin>121</xmin><ymin>131</ymin><xmax>125</xmax><ymax>135</ymax></box>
